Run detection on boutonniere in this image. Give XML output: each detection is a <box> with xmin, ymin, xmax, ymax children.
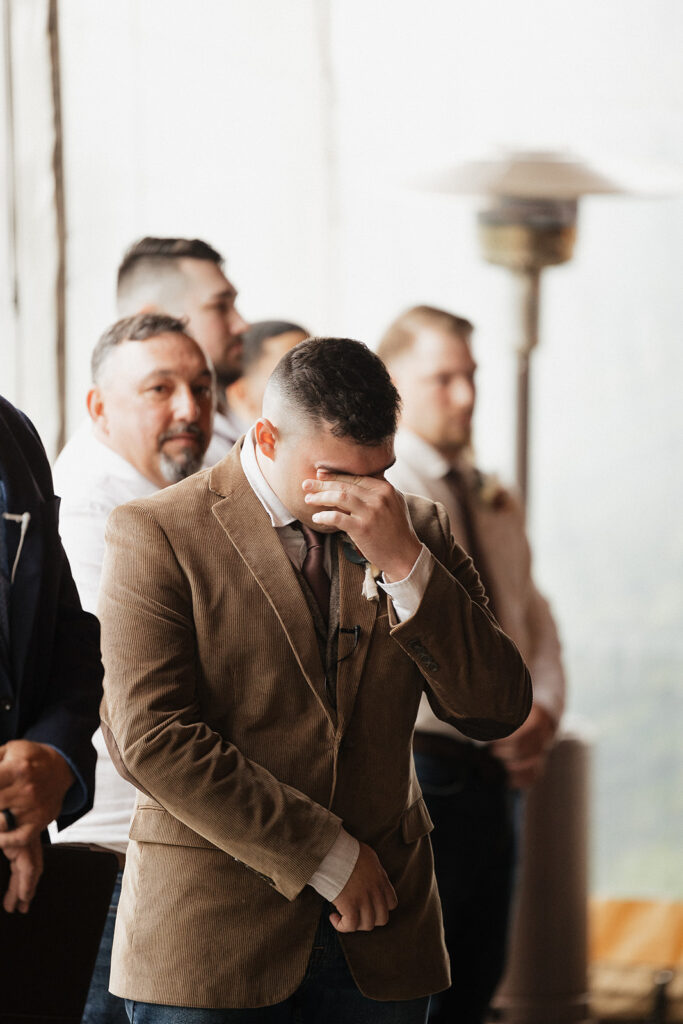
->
<box><xmin>341</xmin><ymin>538</ymin><xmax>381</xmax><ymax>602</ymax></box>
<box><xmin>476</xmin><ymin>471</ymin><xmax>510</xmax><ymax>511</ymax></box>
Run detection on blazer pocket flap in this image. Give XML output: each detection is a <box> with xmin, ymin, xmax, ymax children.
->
<box><xmin>401</xmin><ymin>796</ymin><xmax>434</xmax><ymax>843</ymax></box>
<box><xmin>129</xmin><ymin>807</ymin><xmax>217</xmax><ymax>849</ymax></box>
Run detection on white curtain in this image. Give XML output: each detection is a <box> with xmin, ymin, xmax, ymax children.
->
<box><xmin>1</xmin><ymin>0</ymin><xmax>64</xmax><ymax>458</ymax></box>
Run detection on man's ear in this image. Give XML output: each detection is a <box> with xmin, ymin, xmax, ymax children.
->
<box><xmin>86</xmin><ymin>387</ymin><xmax>108</xmax><ymax>432</ymax></box>
<box><xmin>254</xmin><ymin>418</ymin><xmax>277</xmax><ymax>461</ymax></box>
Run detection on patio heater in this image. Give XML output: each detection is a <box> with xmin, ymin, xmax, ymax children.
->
<box><xmin>418</xmin><ymin>151</ymin><xmax>625</xmax><ymax>512</ymax></box>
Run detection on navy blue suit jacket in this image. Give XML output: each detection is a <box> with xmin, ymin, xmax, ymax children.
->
<box><xmin>0</xmin><ymin>396</ymin><xmax>101</xmax><ymax>828</ymax></box>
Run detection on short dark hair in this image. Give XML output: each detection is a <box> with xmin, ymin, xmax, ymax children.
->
<box><xmin>91</xmin><ymin>313</ymin><xmax>190</xmax><ymax>384</ymax></box>
<box><xmin>117</xmin><ymin>236</ymin><xmax>224</xmax><ymax>296</ymax></box>
<box><xmin>377</xmin><ymin>305</ymin><xmax>474</xmax><ymax>365</ymax></box>
<box><xmin>242</xmin><ymin>320</ymin><xmax>308</xmax><ymax>373</ymax></box>
<box><xmin>269</xmin><ymin>337</ymin><xmax>400</xmax><ymax>445</ymax></box>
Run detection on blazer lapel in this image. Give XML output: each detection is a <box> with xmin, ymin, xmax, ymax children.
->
<box><xmin>335</xmin><ymin>537</ymin><xmax>379</xmax><ymax>734</ymax></box>
<box><xmin>209</xmin><ymin>451</ymin><xmax>334</xmax><ymax>727</ymax></box>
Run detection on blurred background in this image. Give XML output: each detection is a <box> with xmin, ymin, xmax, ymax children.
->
<box><xmin>1</xmin><ymin>0</ymin><xmax>681</xmax><ymax>968</ymax></box>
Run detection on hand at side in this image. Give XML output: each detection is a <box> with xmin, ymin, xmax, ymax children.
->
<box><xmin>2</xmin><ymin>834</ymin><xmax>43</xmax><ymax>913</ymax></box>
<box><xmin>329</xmin><ymin>841</ymin><xmax>397</xmax><ymax>933</ymax></box>
<box><xmin>0</xmin><ymin>739</ymin><xmax>75</xmax><ymax>910</ymax></box>
<box><xmin>0</xmin><ymin>739</ymin><xmax>75</xmax><ymax>836</ymax></box>
<box><xmin>491</xmin><ymin>704</ymin><xmax>556</xmax><ymax>788</ymax></box>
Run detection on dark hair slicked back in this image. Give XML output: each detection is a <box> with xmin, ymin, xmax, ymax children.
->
<box><xmin>270</xmin><ymin>337</ymin><xmax>400</xmax><ymax>445</ymax></box>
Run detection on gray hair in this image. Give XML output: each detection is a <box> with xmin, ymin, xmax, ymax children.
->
<box><xmin>91</xmin><ymin>313</ymin><xmax>190</xmax><ymax>385</ymax></box>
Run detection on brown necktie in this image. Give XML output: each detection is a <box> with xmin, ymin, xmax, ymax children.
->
<box><xmin>297</xmin><ymin>522</ymin><xmax>331</xmax><ymax>624</ymax></box>
<box><xmin>445</xmin><ymin>468</ymin><xmax>499</xmax><ymax>621</ymax></box>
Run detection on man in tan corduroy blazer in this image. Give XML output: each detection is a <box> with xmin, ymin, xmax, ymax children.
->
<box><xmin>98</xmin><ymin>338</ymin><xmax>532</xmax><ymax>1023</ymax></box>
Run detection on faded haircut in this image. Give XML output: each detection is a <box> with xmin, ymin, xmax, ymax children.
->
<box><xmin>268</xmin><ymin>337</ymin><xmax>400</xmax><ymax>445</ymax></box>
<box><xmin>241</xmin><ymin>321</ymin><xmax>308</xmax><ymax>374</ymax></box>
<box><xmin>116</xmin><ymin>237</ymin><xmax>224</xmax><ymax>313</ymax></box>
<box><xmin>377</xmin><ymin>305</ymin><xmax>474</xmax><ymax>366</ymax></box>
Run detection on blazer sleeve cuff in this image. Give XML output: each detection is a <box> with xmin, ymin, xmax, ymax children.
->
<box><xmin>40</xmin><ymin>743</ymin><xmax>88</xmax><ymax>818</ymax></box>
<box><xmin>307</xmin><ymin>827</ymin><xmax>360</xmax><ymax>901</ymax></box>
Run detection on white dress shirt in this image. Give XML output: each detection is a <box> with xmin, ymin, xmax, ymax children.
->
<box><xmin>204</xmin><ymin>407</ymin><xmax>249</xmax><ymax>465</ymax></box>
<box><xmin>51</xmin><ymin>420</ymin><xmax>228</xmax><ymax>853</ymax></box>
<box><xmin>53</xmin><ymin>419</ymin><xmax>159</xmax><ymax>611</ymax></box>
<box><xmin>240</xmin><ymin>429</ymin><xmax>431</xmax><ymax>899</ymax></box>
<box><xmin>50</xmin><ymin>419</ymin><xmax>160</xmax><ymax>853</ymax></box>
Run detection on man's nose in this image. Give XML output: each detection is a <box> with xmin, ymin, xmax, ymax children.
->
<box><xmin>229</xmin><ymin>306</ymin><xmax>250</xmax><ymax>337</ymax></box>
<box><xmin>451</xmin><ymin>377</ymin><xmax>475</xmax><ymax>410</ymax></box>
<box><xmin>172</xmin><ymin>385</ymin><xmax>200</xmax><ymax>422</ymax></box>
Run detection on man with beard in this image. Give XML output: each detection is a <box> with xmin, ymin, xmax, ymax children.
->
<box><xmin>116</xmin><ymin>237</ymin><xmax>249</xmax><ymax>460</ymax></box>
<box><xmin>52</xmin><ymin>313</ymin><xmax>213</xmax><ymax>1023</ymax></box>
<box><xmin>378</xmin><ymin>306</ymin><xmax>565</xmax><ymax>1024</ymax></box>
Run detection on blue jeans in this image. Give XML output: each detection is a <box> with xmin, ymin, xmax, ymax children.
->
<box><xmin>414</xmin><ymin>751</ymin><xmax>521</xmax><ymax>1024</ymax></box>
<box><xmin>125</xmin><ymin>913</ymin><xmax>430</xmax><ymax>1023</ymax></box>
<box><xmin>82</xmin><ymin>869</ymin><xmax>128</xmax><ymax>1024</ymax></box>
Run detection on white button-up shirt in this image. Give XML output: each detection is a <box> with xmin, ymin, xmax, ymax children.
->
<box><xmin>50</xmin><ymin>419</ymin><xmax>160</xmax><ymax>853</ymax></box>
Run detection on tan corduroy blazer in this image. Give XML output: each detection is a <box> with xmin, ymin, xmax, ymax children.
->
<box><xmin>98</xmin><ymin>443</ymin><xmax>531</xmax><ymax>1009</ymax></box>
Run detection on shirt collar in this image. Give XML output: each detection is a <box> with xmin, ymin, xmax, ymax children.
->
<box><xmin>63</xmin><ymin>419</ymin><xmax>158</xmax><ymax>490</ymax></box>
<box><xmin>98</xmin><ymin>441</ymin><xmax>160</xmax><ymax>490</ymax></box>
<box><xmin>214</xmin><ymin>407</ymin><xmax>251</xmax><ymax>446</ymax></box>
<box><xmin>240</xmin><ymin>427</ymin><xmax>296</xmax><ymax>528</ymax></box>
<box><xmin>394</xmin><ymin>429</ymin><xmax>453</xmax><ymax>481</ymax></box>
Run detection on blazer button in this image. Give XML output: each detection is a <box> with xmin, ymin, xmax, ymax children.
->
<box><xmin>0</xmin><ymin>698</ymin><xmax>13</xmax><ymax>712</ymax></box>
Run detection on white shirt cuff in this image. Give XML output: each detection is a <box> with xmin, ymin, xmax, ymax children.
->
<box><xmin>378</xmin><ymin>543</ymin><xmax>431</xmax><ymax>622</ymax></box>
<box><xmin>308</xmin><ymin>828</ymin><xmax>360</xmax><ymax>901</ymax></box>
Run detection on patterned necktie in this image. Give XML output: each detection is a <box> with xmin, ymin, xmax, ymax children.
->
<box><xmin>445</xmin><ymin>468</ymin><xmax>499</xmax><ymax>621</ymax></box>
<box><xmin>297</xmin><ymin>522</ymin><xmax>331</xmax><ymax>624</ymax></box>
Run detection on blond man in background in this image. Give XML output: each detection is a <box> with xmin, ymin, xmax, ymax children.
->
<box><xmin>379</xmin><ymin>305</ymin><xmax>566</xmax><ymax>1024</ymax></box>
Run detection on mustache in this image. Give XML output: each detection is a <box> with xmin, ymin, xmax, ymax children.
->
<box><xmin>158</xmin><ymin>422</ymin><xmax>206</xmax><ymax>445</ymax></box>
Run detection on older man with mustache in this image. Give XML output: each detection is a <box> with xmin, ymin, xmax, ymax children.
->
<box><xmin>51</xmin><ymin>312</ymin><xmax>214</xmax><ymax>1024</ymax></box>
